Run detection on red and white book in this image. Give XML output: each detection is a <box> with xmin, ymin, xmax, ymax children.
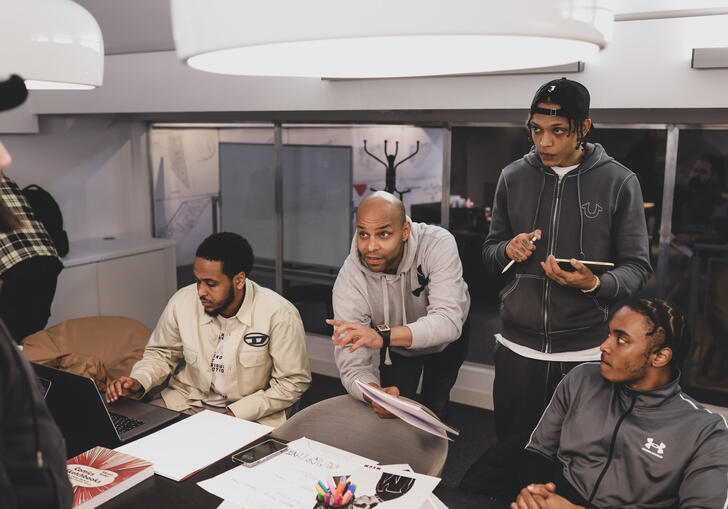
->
<box><xmin>67</xmin><ymin>446</ymin><xmax>154</xmax><ymax>508</ymax></box>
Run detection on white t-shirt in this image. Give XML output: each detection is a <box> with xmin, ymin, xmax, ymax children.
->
<box><xmin>203</xmin><ymin>316</ymin><xmax>228</xmax><ymax>407</ymax></box>
<box><xmin>496</xmin><ymin>162</ymin><xmax>599</xmax><ymax>362</ymax></box>
<box><xmin>552</xmin><ymin>163</ymin><xmax>579</xmax><ymax>181</ymax></box>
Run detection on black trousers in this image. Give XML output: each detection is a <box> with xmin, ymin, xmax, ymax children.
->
<box><xmin>0</xmin><ymin>256</ymin><xmax>62</xmax><ymax>343</ymax></box>
<box><xmin>379</xmin><ymin>318</ymin><xmax>470</xmax><ymax>419</ymax></box>
<box><xmin>460</xmin><ymin>343</ymin><xmax>580</xmax><ymax>499</ymax></box>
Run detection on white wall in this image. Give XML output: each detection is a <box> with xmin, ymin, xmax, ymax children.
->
<box><xmin>0</xmin><ymin>116</ymin><xmax>152</xmax><ymax>242</ymax></box>
<box><xmin>19</xmin><ymin>14</ymin><xmax>728</xmax><ymax>115</ymax></box>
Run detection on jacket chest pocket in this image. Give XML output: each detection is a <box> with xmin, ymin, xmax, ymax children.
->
<box><xmin>237</xmin><ymin>349</ymin><xmax>272</xmax><ymax>393</ymax></box>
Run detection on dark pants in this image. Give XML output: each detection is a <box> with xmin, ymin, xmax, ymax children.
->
<box><xmin>0</xmin><ymin>256</ymin><xmax>62</xmax><ymax>343</ymax></box>
<box><xmin>379</xmin><ymin>318</ymin><xmax>470</xmax><ymax>419</ymax></box>
<box><xmin>460</xmin><ymin>343</ymin><xmax>579</xmax><ymax>499</ymax></box>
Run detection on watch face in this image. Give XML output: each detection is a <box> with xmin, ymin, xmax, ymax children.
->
<box><xmin>376</xmin><ymin>324</ymin><xmax>390</xmax><ymax>333</ymax></box>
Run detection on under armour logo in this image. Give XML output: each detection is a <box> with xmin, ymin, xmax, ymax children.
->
<box><xmin>642</xmin><ymin>437</ymin><xmax>666</xmax><ymax>458</ymax></box>
<box><xmin>581</xmin><ymin>202</ymin><xmax>603</xmax><ymax>219</ymax></box>
<box><xmin>548</xmin><ymin>85</ymin><xmax>556</xmax><ymax>93</ymax></box>
<box><xmin>412</xmin><ymin>265</ymin><xmax>430</xmax><ymax>297</ymax></box>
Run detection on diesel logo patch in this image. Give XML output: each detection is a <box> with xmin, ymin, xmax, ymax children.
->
<box><xmin>244</xmin><ymin>332</ymin><xmax>269</xmax><ymax>347</ymax></box>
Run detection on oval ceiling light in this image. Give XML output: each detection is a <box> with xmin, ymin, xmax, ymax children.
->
<box><xmin>0</xmin><ymin>0</ymin><xmax>104</xmax><ymax>89</ymax></box>
<box><xmin>172</xmin><ymin>0</ymin><xmax>613</xmax><ymax>79</ymax></box>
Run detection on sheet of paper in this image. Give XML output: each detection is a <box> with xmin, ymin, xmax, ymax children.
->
<box><xmin>116</xmin><ymin>410</ymin><xmax>272</xmax><ymax>481</ymax></box>
<box><xmin>346</xmin><ymin>463</ymin><xmax>441</xmax><ymax>509</ymax></box>
<box><xmin>199</xmin><ymin>437</ymin><xmax>374</xmax><ymax>509</ymax></box>
<box><xmin>356</xmin><ymin>381</ymin><xmax>458</xmax><ymax>438</ymax></box>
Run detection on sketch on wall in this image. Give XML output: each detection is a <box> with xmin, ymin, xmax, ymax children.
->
<box><xmin>152</xmin><ymin>124</ymin><xmax>443</xmax><ymax>268</ymax></box>
<box><xmin>150</xmin><ymin>129</ymin><xmax>220</xmax><ymax>266</ymax></box>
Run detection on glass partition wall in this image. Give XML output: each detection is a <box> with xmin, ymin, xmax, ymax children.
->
<box><xmin>150</xmin><ymin>121</ymin><xmax>728</xmax><ymax>407</ymax></box>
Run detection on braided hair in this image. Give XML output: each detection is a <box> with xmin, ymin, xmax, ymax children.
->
<box><xmin>623</xmin><ymin>298</ymin><xmax>690</xmax><ymax>365</ymax></box>
<box><xmin>525</xmin><ymin>101</ymin><xmax>590</xmax><ymax>152</ymax></box>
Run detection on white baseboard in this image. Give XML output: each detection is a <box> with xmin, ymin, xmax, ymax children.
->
<box><xmin>306</xmin><ymin>333</ymin><xmax>495</xmax><ymax>411</ymax></box>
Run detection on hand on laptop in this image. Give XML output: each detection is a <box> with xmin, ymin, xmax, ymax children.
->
<box><xmin>362</xmin><ymin>383</ymin><xmax>400</xmax><ymax>419</ymax></box>
<box><xmin>106</xmin><ymin>376</ymin><xmax>143</xmax><ymax>403</ymax></box>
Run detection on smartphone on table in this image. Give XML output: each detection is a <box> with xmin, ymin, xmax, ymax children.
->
<box><xmin>231</xmin><ymin>438</ymin><xmax>289</xmax><ymax>467</ymax></box>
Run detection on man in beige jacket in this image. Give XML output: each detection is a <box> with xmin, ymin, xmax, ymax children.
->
<box><xmin>107</xmin><ymin>232</ymin><xmax>311</xmax><ymax>427</ymax></box>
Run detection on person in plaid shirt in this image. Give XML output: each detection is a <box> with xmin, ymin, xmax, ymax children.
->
<box><xmin>0</xmin><ymin>93</ymin><xmax>63</xmax><ymax>344</ymax></box>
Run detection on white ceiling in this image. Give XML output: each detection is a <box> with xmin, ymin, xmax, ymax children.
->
<box><xmin>75</xmin><ymin>0</ymin><xmax>728</xmax><ymax>55</ymax></box>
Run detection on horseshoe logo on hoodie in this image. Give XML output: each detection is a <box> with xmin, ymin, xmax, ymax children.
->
<box><xmin>581</xmin><ymin>202</ymin><xmax>603</xmax><ymax>219</ymax></box>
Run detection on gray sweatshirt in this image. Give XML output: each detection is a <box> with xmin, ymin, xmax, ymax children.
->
<box><xmin>333</xmin><ymin>219</ymin><xmax>470</xmax><ymax>401</ymax></box>
<box><xmin>527</xmin><ymin>363</ymin><xmax>728</xmax><ymax>508</ymax></box>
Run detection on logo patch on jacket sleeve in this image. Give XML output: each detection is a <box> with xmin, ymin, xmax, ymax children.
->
<box><xmin>244</xmin><ymin>332</ymin><xmax>270</xmax><ymax>347</ymax></box>
<box><xmin>412</xmin><ymin>264</ymin><xmax>430</xmax><ymax>297</ymax></box>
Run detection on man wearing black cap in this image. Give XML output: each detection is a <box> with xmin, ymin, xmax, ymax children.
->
<box><xmin>462</xmin><ymin>78</ymin><xmax>652</xmax><ymax>498</ymax></box>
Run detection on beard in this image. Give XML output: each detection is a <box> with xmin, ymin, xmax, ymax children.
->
<box><xmin>203</xmin><ymin>285</ymin><xmax>236</xmax><ymax>317</ymax></box>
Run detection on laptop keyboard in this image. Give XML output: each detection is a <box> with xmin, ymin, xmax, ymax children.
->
<box><xmin>109</xmin><ymin>412</ymin><xmax>145</xmax><ymax>434</ymax></box>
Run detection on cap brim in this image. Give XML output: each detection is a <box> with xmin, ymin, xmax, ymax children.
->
<box><xmin>0</xmin><ymin>75</ymin><xmax>28</xmax><ymax>112</ymax></box>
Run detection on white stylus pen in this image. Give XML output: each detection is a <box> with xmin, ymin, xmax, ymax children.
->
<box><xmin>501</xmin><ymin>235</ymin><xmax>539</xmax><ymax>274</ymax></box>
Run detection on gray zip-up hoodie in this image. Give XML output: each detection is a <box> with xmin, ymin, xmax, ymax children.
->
<box><xmin>483</xmin><ymin>143</ymin><xmax>652</xmax><ymax>353</ymax></box>
<box><xmin>526</xmin><ymin>363</ymin><xmax>728</xmax><ymax>509</ymax></box>
<box><xmin>333</xmin><ymin>219</ymin><xmax>470</xmax><ymax>401</ymax></box>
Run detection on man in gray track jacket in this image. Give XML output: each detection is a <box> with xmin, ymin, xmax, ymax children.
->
<box><xmin>464</xmin><ymin>78</ymin><xmax>652</xmax><ymax>497</ymax></box>
<box><xmin>328</xmin><ymin>191</ymin><xmax>470</xmax><ymax>419</ymax></box>
<box><xmin>515</xmin><ymin>298</ymin><xmax>728</xmax><ymax>509</ymax></box>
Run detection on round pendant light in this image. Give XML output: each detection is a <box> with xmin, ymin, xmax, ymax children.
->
<box><xmin>0</xmin><ymin>0</ymin><xmax>104</xmax><ymax>89</ymax></box>
<box><xmin>172</xmin><ymin>0</ymin><xmax>613</xmax><ymax>79</ymax></box>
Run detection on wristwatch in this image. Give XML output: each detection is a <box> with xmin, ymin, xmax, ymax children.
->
<box><xmin>375</xmin><ymin>324</ymin><xmax>391</xmax><ymax>350</ymax></box>
<box><xmin>375</xmin><ymin>324</ymin><xmax>392</xmax><ymax>366</ymax></box>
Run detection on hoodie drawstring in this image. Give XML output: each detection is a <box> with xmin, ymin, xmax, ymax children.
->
<box><xmin>577</xmin><ymin>167</ymin><xmax>586</xmax><ymax>259</ymax></box>
<box><xmin>381</xmin><ymin>277</ymin><xmax>392</xmax><ymax>365</ymax></box>
<box><xmin>530</xmin><ymin>172</ymin><xmax>546</xmax><ymax>233</ymax></box>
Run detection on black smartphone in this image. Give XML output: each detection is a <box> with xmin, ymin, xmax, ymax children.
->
<box><xmin>231</xmin><ymin>438</ymin><xmax>289</xmax><ymax>467</ymax></box>
<box><xmin>554</xmin><ymin>258</ymin><xmax>615</xmax><ymax>274</ymax></box>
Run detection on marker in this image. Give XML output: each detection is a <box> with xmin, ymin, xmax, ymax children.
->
<box><xmin>324</xmin><ymin>493</ymin><xmax>330</xmax><ymax>505</ymax></box>
<box><xmin>335</xmin><ymin>479</ymin><xmax>344</xmax><ymax>498</ymax></box>
<box><xmin>348</xmin><ymin>483</ymin><xmax>357</xmax><ymax>494</ymax></box>
<box><xmin>333</xmin><ymin>494</ymin><xmax>342</xmax><ymax>505</ymax></box>
<box><xmin>327</xmin><ymin>478</ymin><xmax>336</xmax><ymax>494</ymax></box>
<box><xmin>315</xmin><ymin>484</ymin><xmax>326</xmax><ymax>496</ymax></box>
<box><xmin>502</xmin><ymin>234</ymin><xmax>539</xmax><ymax>274</ymax></box>
<box><xmin>317</xmin><ymin>492</ymin><xmax>324</xmax><ymax>503</ymax></box>
<box><xmin>341</xmin><ymin>490</ymin><xmax>353</xmax><ymax>504</ymax></box>
<box><xmin>317</xmin><ymin>480</ymin><xmax>328</xmax><ymax>493</ymax></box>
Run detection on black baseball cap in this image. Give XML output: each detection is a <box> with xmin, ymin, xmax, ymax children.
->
<box><xmin>530</xmin><ymin>77</ymin><xmax>590</xmax><ymax>121</ymax></box>
<box><xmin>0</xmin><ymin>75</ymin><xmax>28</xmax><ymax>112</ymax></box>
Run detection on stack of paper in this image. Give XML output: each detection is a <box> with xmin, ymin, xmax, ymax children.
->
<box><xmin>356</xmin><ymin>380</ymin><xmax>459</xmax><ymax>440</ymax></box>
<box><xmin>116</xmin><ymin>410</ymin><xmax>272</xmax><ymax>481</ymax></box>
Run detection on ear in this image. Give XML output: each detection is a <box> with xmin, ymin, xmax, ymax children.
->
<box><xmin>401</xmin><ymin>220</ymin><xmax>411</xmax><ymax>242</ymax></box>
<box><xmin>233</xmin><ymin>272</ymin><xmax>246</xmax><ymax>291</ymax></box>
<box><xmin>581</xmin><ymin>118</ymin><xmax>592</xmax><ymax>137</ymax></box>
<box><xmin>651</xmin><ymin>346</ymin><xmax>672</xmax><ymax>368</ymax></box>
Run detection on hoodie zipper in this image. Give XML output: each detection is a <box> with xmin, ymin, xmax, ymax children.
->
<box><xmin>543</xmin><ymin>176</ymin><xmax>564</xmax><ymax>353</ymax></box>
<box><xmin>586</xmin><ymin>394</ymin><xmax>637</xmax><ymax>505</ymax></box>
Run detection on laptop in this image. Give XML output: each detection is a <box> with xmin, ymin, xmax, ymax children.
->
<box><xmin>33</xmin><ymin>363</ymin><xmax>181</xmax><ymax>458</ymax></box>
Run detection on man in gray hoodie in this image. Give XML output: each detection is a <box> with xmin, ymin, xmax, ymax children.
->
<box><xmin>464</xmin><ymin>78</ymin><xmax>652</xmax><ymax>497</ymax></box>
<box><xmin>328</xmin><ymin>191</ymin><xmax>470</xmax><ymax>419</ymax></box>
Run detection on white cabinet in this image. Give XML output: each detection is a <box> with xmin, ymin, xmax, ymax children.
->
<box><xmin>49</xmin><ymin>237</ymin><xmax>177</xmax><ymax>330</ymax></box>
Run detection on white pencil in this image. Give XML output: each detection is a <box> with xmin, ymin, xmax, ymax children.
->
<box><xmin>501</xmin><ymin>235</ymin><xmax>539</xmax><ymax>274</ymax></box>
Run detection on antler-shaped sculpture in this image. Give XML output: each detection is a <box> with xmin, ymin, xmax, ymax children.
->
<box><xmin>363</xmin><ymin>139</ymin><xmax>420</xmax><ymax>200</ymax></box>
